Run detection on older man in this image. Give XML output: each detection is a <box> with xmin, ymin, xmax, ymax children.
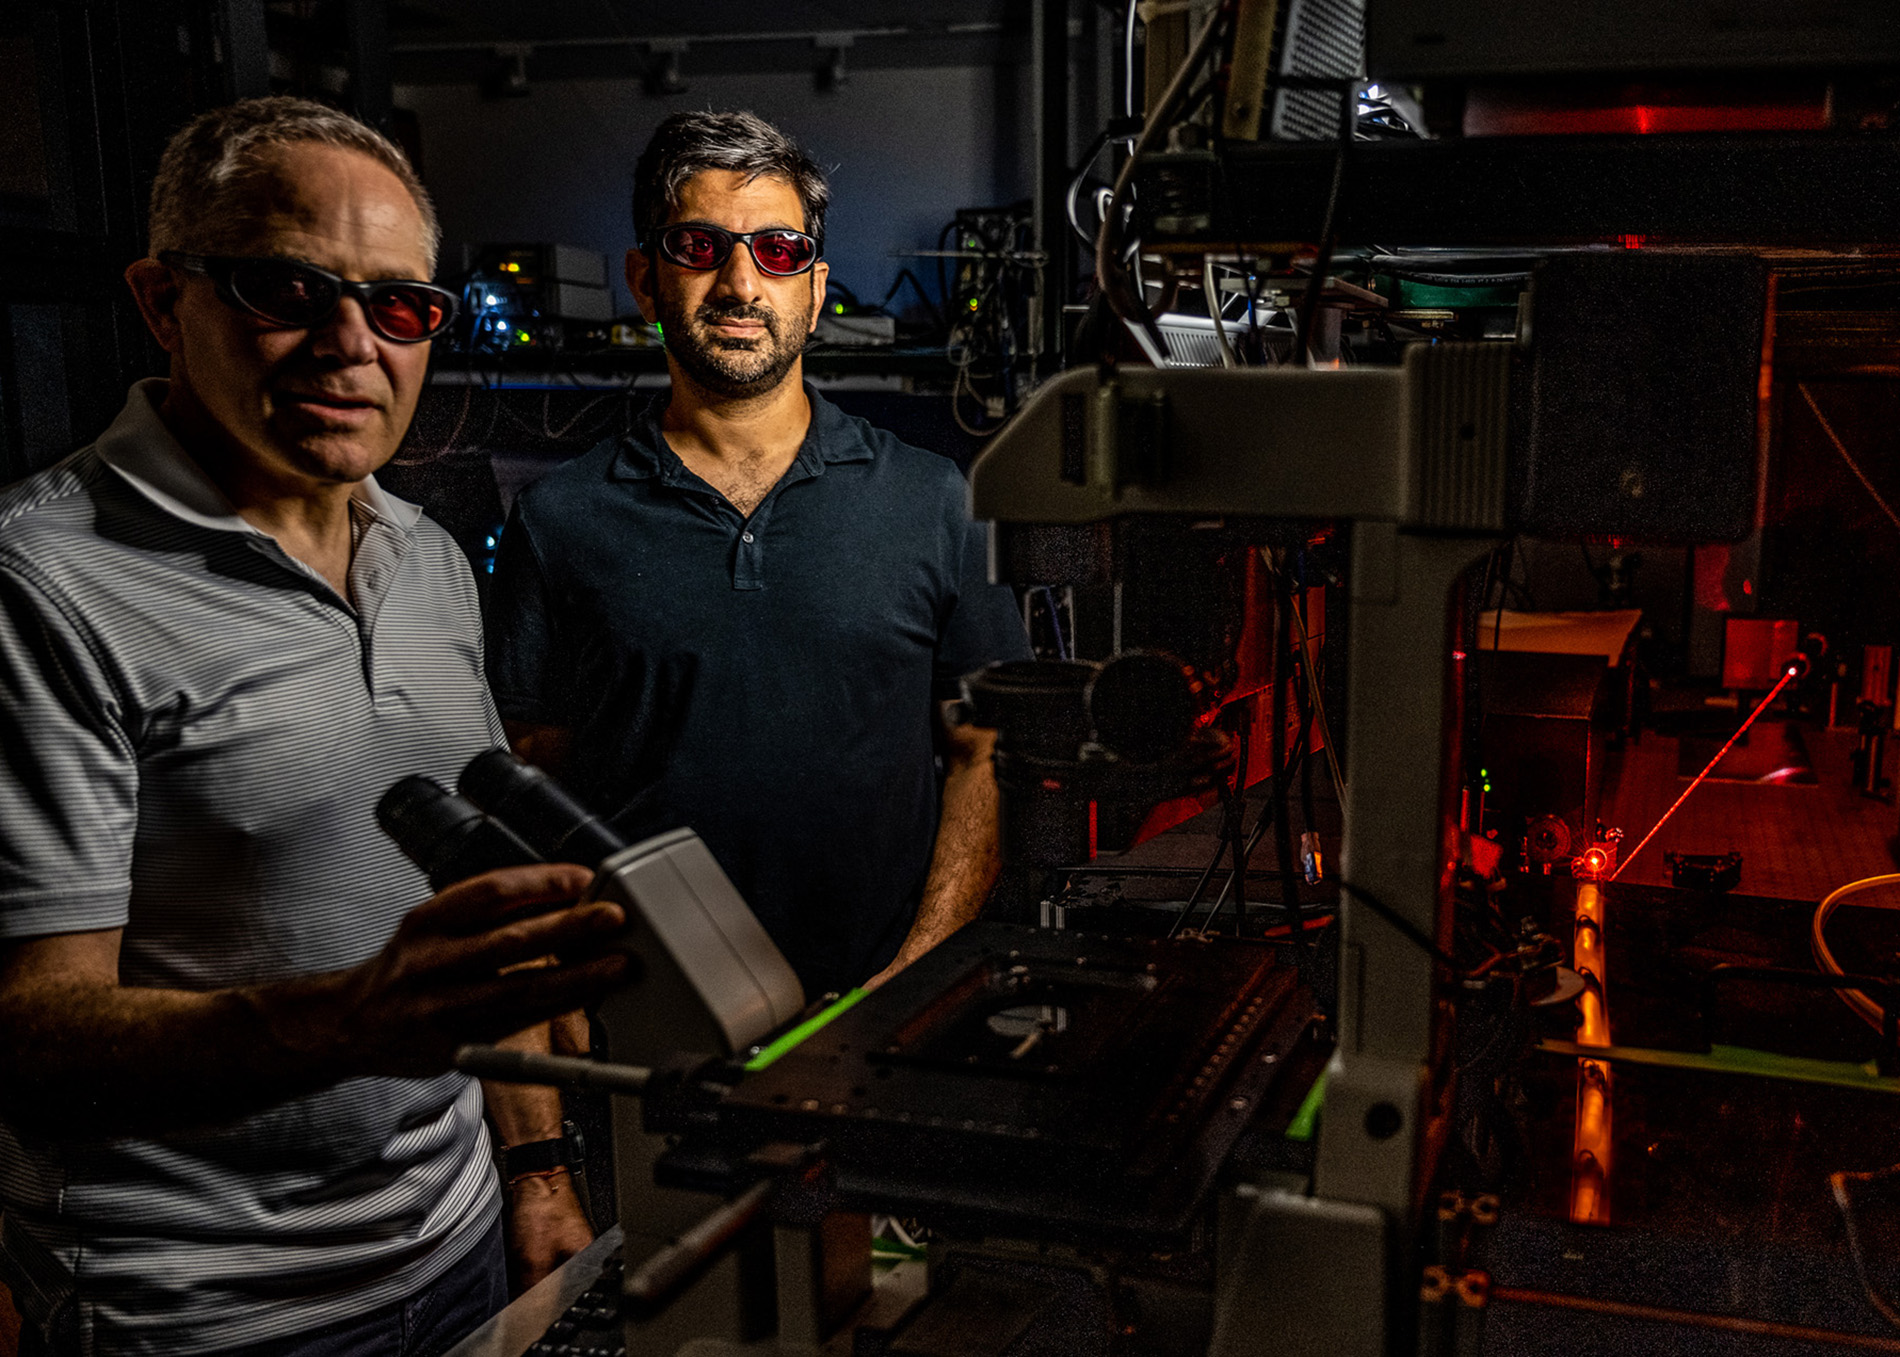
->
<box><xmin>488</xmin><ymin>111</ymin><xmax>1029</xmax><ymax>999</ymax></box>
<box><xmin>0</xmin><ymin>98</ymin><xmax>619</xmax><ymax>1355</ymax></box>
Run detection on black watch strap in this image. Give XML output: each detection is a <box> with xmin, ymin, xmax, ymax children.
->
<box><xmin>500</xmin><ymin>1120</ymin><xmax>581</xmax><ymax>1182</ymax></box>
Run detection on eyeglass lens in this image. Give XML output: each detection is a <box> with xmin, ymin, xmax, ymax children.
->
<box><xmin>227</xmin><ymin>260</ymin><xmax>449</xmax><ymax>341</ymax></box>
<box><xmin>364</xmin><ymin>285</ymin><xmax>450</xmax><ymax>341</ymax></box>
<box><xmin>229</xmin><ymin>260</ymin><xmax>336</xmax><ymax>326</ymax></box>
<box><xmin>661</xmin><ymin>226</ymin><xmax>816</xmax><ymax>276</ymax></box>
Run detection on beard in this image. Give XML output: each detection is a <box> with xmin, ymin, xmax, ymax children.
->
<box><xmin>662</xmin><ymin>292</ymin><xmax>812</xmax><ymax>399</ymax></box>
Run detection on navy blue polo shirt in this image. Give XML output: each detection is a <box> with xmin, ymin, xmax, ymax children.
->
<box><xmin>487</xmin><ymin>388</ymin><xmax>1029</xmax><ymax>995</ymax></box>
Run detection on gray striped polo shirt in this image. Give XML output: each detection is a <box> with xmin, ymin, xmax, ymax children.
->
<box><xmin>0</xmin><ymin>381</ymin><xmax>505</xmax><ymax>1354</ymax></box>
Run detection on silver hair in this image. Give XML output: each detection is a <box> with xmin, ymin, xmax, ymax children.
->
<box><xmin>148</xmin><ymin>96</ymin><xmax>440</xmax><ymax>270</ymax></box>
<box><xmin>632</xmin><ymin>110</ymin><xmax>829</xmax><ymax>248</ymax></box>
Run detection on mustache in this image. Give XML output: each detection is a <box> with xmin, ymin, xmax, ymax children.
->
<box><xmin>695</xmin><ymin>300</ymin><xmax>779</xmax><ymax>332</ymax></box>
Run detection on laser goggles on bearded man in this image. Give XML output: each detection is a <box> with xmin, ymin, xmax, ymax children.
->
<box><xmin>647</xmin><ymin>223</ymin><xmax>823</xmax><ymax>277</ymax></box>
<box><xmin>158</xmin><ymin>252</ymin><xmax>459</xmax><ymax>343</ymax></box>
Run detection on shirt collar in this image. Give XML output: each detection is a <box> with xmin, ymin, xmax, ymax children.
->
<box><xmin>609</xmin><ymin>383</ymin><xmax>877</xmax><ymax>484</ymax></box>
<box><xmin>95</xmin><ymin>378</ymin><xmax>424</xmax><ymax>536</ymax></box>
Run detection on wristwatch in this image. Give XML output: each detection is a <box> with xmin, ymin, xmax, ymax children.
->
<box><xmin>499</xmin><ymin>1119</ymin><xmax>584</xmax><ymax>1184</ymax></box>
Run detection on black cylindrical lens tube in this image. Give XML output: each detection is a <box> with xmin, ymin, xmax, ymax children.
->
<box><xmin>458</xmin><ymin>749</ymin><xmax>628</xmax><ymax>867</ymax></box>
<box><xmin>378</xmin><ymin>775</ymin><xmax>545</xmax><ymax>889</ymax></box>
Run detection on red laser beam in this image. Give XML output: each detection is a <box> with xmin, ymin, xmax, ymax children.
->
<box><xmin>1609</xmin><ymin>666</ymin><xmax>1799</xmax><ymax>882</ymax></box>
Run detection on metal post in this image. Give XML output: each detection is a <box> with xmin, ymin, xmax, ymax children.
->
<box><xmin>1032</xmin><ymin>0</ymin><xmax>1070</xmax><ymax>374</ymax></box>
<box><xmin>1314</xmin><ymin>527</ymin><xmax>1494</xmax><ymax>1214</ymax></box>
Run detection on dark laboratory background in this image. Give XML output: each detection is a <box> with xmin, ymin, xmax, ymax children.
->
<box><xmin>14</xmin><ymin>4</ymin><xmax>1900</xmax><ymax>1355</ymax></box>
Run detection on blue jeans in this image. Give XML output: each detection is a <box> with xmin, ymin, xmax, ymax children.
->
<box><xmin>24</xmin><ymin>1216</ymin><xmax>507</xmax><ymax>1357</ymax></box>
<box><xmin>226</xmin><ymin>1217</ymin><xmax>508</xmax><ymax>1357</ymax></box>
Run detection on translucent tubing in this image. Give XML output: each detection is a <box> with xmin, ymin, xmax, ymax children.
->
<box><xmin>1811</xmin><ymin>873</ymin><xmax>1900</xmax><ymax>1034</ymax></box>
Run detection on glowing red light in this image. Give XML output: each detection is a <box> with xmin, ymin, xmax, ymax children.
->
<box><xmin>1742</xmin><ymin>578</ymin><xmax>1753</xmax><ymax>596</ymax></box>
<box><xmin>1617</xmin><ymin>234</ymin><xmax>1648</xmax><ymax>250</ymax></box>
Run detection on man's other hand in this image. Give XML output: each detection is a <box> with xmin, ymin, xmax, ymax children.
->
<box><xmin>321</xmin><ymin>864</ymin><xmax>628</xmax><ymax>1077</ymax></box>
<box><xmin>505</xmin><ymin>1169</ymin><xmax>595</xmax><ymax>1294</ymax></box>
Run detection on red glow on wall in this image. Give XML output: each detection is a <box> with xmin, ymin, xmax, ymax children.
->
<box><xmin>1693</xmin><ymin>545</ymin><xmax>1735</xmax><ymax>614</ymax></box>
<box><xmin>1723</xmin><ymin>617</ymin><xmax>1800</xmax><ymax>691</ymax></box>
<box><xmin>1464</xmin><ymin>82</ymin><xmax>1832</xmax><ymax>139</ymax></box>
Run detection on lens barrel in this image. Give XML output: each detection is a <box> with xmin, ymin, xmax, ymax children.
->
<box><xmin>377</xmin><ymin>775</ymin><xmax>545</xmax><ymax>888</ymax></box>
<box><xmin>459</xmin><ymin>749</ymin><xmax>629</xmax><ymax>866</ymax></box>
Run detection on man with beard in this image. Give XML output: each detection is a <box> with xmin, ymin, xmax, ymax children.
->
<box><xmin>487</xmin><ymin>110</ymin><xmax>1028</xmax><ymax>998</ymax></box>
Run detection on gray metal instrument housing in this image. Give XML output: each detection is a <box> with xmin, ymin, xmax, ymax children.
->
<box><xmin>590</xmin><ymin>827</ymin><xmax>806</xmax><ymax>1064</ymax></box>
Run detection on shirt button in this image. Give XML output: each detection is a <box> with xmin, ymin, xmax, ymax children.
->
<box><xmin>741</xmin><ymin>532</ymin><xmax>754</xmax><ymax>543</ymax></box>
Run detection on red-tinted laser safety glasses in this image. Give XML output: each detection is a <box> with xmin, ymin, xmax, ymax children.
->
<box><xmin>159</xmin><ymin>252</ymin><xmax>459</xmax><ymax>343</ymax></box>
<box><xmin>653</xmin><ymin>224</ymin><xmax>821</xmax><ymax>277</ymax></box>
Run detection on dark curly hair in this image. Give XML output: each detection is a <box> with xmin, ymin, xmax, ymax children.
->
<box><xmin>632</xmin><ymin>110</ymin><xmax>829</xmax><ymax>249</ymax></box>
